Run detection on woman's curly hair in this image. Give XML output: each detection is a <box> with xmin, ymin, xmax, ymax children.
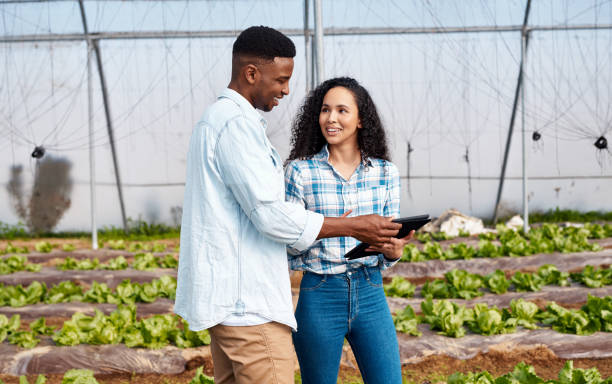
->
<box><xmin>285</xmin><ymin>77</ymin><xmax>390</xmax><ymax>165</ymax></box>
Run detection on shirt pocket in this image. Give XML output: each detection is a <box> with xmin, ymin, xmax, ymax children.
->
<box><xmin>363</xmin><ymin>181</ymin><xmax>388</xmax><ymax>214</ymax></box>
<box><xmin>268</xmin><ymin>147</ymin><xmax>285</xmax><ymax>196</ymax></box>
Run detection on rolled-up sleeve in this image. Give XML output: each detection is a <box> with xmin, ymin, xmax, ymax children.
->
<box><xmin>380</xmin><ymin>163</ymin><xmax>401</xmax><ymax>269</ymax></box>
<box><xmin>284</xmin><ymin>161</ymin><xmax>317</xmax><ymax>255</ymax></box>
<box><xmin>215</xmin><ymin>117</ymin><xmax>323</xmax><ymax>251</ymax></box>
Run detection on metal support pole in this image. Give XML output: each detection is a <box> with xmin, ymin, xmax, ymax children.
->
<box><xmin>492</xmin><ymin>0</ymin><xmax>531</xmax><ymax>224</ymax></box>
<box><xmin>313</xmin><ymin>0</ymin><xmax>324</xmax><ymax>84</ymax></box>
<box><xmin>521</xmin><ymin>31</ymin><xmax>529</xmax><ymax>233</ymax></box>
<box><xmin>310</xmin><ymin>34</ymin><xmax>316</xmax><ymax>90</ymax></box>
<box><xmin>304</xmin><ymin>0</ymin><xmax>311</xmax><ymax>93</ymax></box>
<box><xmin>86</xmin><ymin>39</ymin><xmax>98</xmax><ymax>250</ymax></box>
<box><xmin>78</xmin><ymin>0</ymin><xmax>128</xmax><ymax>232</ymax></box>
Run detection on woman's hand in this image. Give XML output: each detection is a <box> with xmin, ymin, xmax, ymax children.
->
<box><xmin>365</xmin><ymin>230</ymin><xmax>415</xmax><ymax>261</ymax></box>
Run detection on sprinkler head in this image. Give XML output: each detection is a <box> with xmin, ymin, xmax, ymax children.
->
<box><xmin>594</xmin><ymin>136</ymin><xmax>608</xmax><ymax>150</ymax></box>
<box><xmin>31</xmin><ymin>146</ymin><xmax>45</xmax><ymax>159</ymax></box>
<box><xmin>532</xmin><ymin>131</ymin><xmax>541</xmax><ymax>141</ymax></box>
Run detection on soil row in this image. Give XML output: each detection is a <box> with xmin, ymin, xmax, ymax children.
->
<box><xmin>398</xmin><ymin>325</ymin><xmax>612</xmax><ymax>362</ymax></box>
<box><xmin>1</xmin><ymin>325</ymin><xmax>610</xmax><ymax>375</ymax></box>
<box><xmin>0</xmin><ymin>268</ymin><xmax>176</xmax><ymax>287</ymax></box>
<box><xmin>0</xmin><ymin>340</ymin><xmax>210</xmax><ymax>375</ymax></box>
<box><xmin>384</xmin><ymin>249</ymin><xmax>612</xmax><ymax>283</ymax></box>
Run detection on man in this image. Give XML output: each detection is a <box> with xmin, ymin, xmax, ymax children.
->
<box><xmin>174</xmin><ymin>26</ymin><xmax>401</xmax><ymax>384</ymax></box>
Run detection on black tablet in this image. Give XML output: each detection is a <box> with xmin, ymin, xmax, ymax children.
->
<box><xmin>344</xmin><ymin>214</ymin><xmax>431</xmax><ymax>260</ymax></box>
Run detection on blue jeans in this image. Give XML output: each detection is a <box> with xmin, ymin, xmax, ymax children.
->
<box><xmin>293</xmin><ymin>266</ymin><xmax>402</xmax><ymax>384</ymax></box>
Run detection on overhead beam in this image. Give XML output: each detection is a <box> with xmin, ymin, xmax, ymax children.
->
<box><xmin>2</xmin><ymin>24</ymin><xmax>612</xmax><ymax>43</ymax></box>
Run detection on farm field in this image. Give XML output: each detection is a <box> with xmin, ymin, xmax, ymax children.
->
<box><xmin>1</xmin><ymin>222</ymin><xmax>612</xmax><ymax>383</ymax></box>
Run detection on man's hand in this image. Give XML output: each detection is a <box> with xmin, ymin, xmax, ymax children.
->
<box><xmin>366</xmin><ymin>230</ymin><xmax>415</xmax><ymax>261</ymax></box>
<box><xmin>348</xmin><ymin>214</ymin><xmax>402</xmax><ymax>246</ymax></box>
<box><xmin>317</xmin><ymin>214</ymin><xmax>401</xmax><ymax>244</ymax></box>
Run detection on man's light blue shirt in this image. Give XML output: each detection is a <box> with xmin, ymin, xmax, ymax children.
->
<box><xmin>174</xmin><ymin>88</ymin><xmax>324</xmax><ymax>331</ymax></box>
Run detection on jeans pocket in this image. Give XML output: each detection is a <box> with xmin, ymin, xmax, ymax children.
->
<box><xmin>365</xmin><ymin>269</ymin><xmax>383</xmax><ymax>288</ymax></box>
<box><xmin>300</xmin><ymin>272</ymin><xmax>327</xmax><ymax>291</ymax></box>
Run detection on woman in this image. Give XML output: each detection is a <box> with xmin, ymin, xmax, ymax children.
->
<box><xmin>284</xmin><ymin>77</ymin><xmax>411</xmax><ymax>384</ymax></box>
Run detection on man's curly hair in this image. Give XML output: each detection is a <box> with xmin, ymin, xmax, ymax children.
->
<box><xmin>233</xmin><ymin>26</ymin><xmax>296</xmax><ymax>60</ymax></box>
<box><xmin>286</xmin><ymin>77</ymin><xmax>390</xmax><ymax>165</ymax></box>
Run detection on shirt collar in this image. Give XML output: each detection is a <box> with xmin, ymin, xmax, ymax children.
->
<box><xmin>314</xmin><ymin>144</ymin><xmax>372</xmax><ymax>168</ymax></box>
<box><xmin>218</xmin><ymin>88</ymin><xmax>267</xmax><ymax>129</ymax></box>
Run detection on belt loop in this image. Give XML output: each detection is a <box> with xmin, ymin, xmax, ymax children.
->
<box><xmin>363</xmin><ymin>265</ymin><xmax>370</xmax><ymax>279</ymax></box>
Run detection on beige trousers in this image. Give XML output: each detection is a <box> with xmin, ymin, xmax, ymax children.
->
<box><xmin>209</xmin><ymin>322</ymin><xmax>295</xmax><ymax>384</ymax></box>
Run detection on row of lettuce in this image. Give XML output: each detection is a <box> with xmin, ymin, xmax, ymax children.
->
<box><xmin>2</xmin><ymin>263</ymin><xmax>610</xmax><ymax>308</ymax></box>
<box><xmin>0</xmin><ymin>276</ymin><xmax>176</xmax><ymax>307</ymax></box>
<box><xmin>384</xmin><ymin>265</ymin><xmax>612</xmax><ymax>299</ymax></box>
<box><xmin>0</xmin><ymin>253</ymin><xmax>178</xmax><ymax>275</ymax></box>
<box><xmin>0</xmin><ymin>305</ymin><xmax>209</xmax><ymax>350</ymax></box>
<box><xmin>1</xmin><ymin>294</ymin><xmax>609</xmax><ymax>349</ymax></box>
<box><xmin>402</xmin><ymin>224</ymin><xmax>605</xmax><ymax>262</ymax></box>
<box><xmin>1</xmin><ymin>367</ymin><xmax>214</xmax><ymax>384</ymax></box>
<box><xmin>2</xmin><ymin>222</ymin><xmax>611</xmax><ymax>257</ymax></box>
<box><xmin>0</xmin><ymin>240</ymin><xmax>173</xmax><ymax>255</ymax></box>
<box><xmin>417</xmin><ymin>222</ymin><xmax>612</xmax><ymax>242</ymax></box>
<box><xmin>448</xmin><ymin>361</ymin><xmax>611</xmax><ymax>384</ymax></box>
<box><xmin>393</xmin><ymin>294</ymin><xmax>612</xmax><ymax>338</ymax></box>
<box><xmin>2</xmin><ymin>224</ymin><xmax>609</xmax><ymax>275</ymax></box>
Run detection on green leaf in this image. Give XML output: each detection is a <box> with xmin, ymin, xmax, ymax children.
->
<box><xmin>133</xmin><ymin>253</ymin><xmax>158</xmax><ymax>270</ymax></box>
<box><xmin>445</xmin><ymin>269</ymin><xmax>484</xmax><ymax>300</ymax></box>
<box><xmin>537</xmin><ymin>264</ymin><xmax>570</xmax><ymax>286</ymax></box>
<box><xmin>8</xmin><ymin>330</ymin><xmax>40</xmax><ymax>348</ymax></box>
<box><xmin>102</xmin><ymin>256</ymin><xmax>128</xmax><ymax>270</ymax></box>
<box><xmin>189</xmin><ymin>367</ymin><xmax>215</xmax><ymax>384</ymax></box>
<box><xmin>61</xmin><ymin>369</ymin><xmax>99</xmax><ymax>384</ymax></box>
<box><xmin>511</xmin><ymin>272</ymin><xmax>544</xmax><ymax>292</ymax></box>
<box><xmin>83</xmin><ymin>282</ymin><xmax>118</xmax><ymax>304</ymax></box>
<box><xmin>30</xmin><ymin>317</ymin><xmax>56</xmax><ymax>335</ymax></box>
<box><xmin>468</xmin><ymin>303</ymin><xmax>509</xmax><ymax>335</ymax></box>
<box><xmin>422</xmin><ymin>279</ymin><xmax>452</xmax><ymax>299</ymax></box>
<box><xmin>508</xmin><ymin>299</ymin><xmax>540</xmax><ymax>330</ymax></box>
<box><xmin>446</xmin><ymin>243</ymin><xmax>476</xmax><ymax>260</ymax></box>
<box><xmin>35</xmin><ymin>241</ymin><xmax>53</xmax><ymax>253</ymax></box>
<box><xmin>384</xmin><ymin>276</ymin><xmax>416</xmax><ymax>298</ymax></box>
<box><xmin>62</xmin><ymin>244</ymin><xmax>75</xmax><ymax>252</ymax></box>
<box><xmin>392</xmin><ymin>306</ymin><xmax>421</xmax><ymax>336</ymax></box>
<box><xmin>557</xmin><ymin>360</ymin><xmax>603</xmax><ymax>384</ymax></box>
<box><xmin>158</xmin><ymin>254</ymin><xmax>178</xmax><ymax>268</ymax></box>
<box><xmin>476</xmin><ymin>240</ymin><xmax>501</xmax><ymax>258</ymax></box>
<box><xmin>541</xmin><ymin>302</ymin><xmax>600</xmax><ymax>335</ymax></box>
<box><xmin>400</xmin><ymin>244</ymin><xmax>426</xmax><ymax>262</ymax></box>
<box><xmin>45</xmin><ymin>281</ymin><xmax>84</xmax><ymax>304</ymax></box>
<box><xmin>423</xmin><ymin>242</ymin><xmax>446</xmax><ymax>260</ymax></box>
<box><xmin>485</xmin><ymin>270</ymin><xmax>510</xmax><ymax>294</ymax></box>
<box><xmin>421</xmin><ymin>298</ymin><xmax>470</xmax><ymax>338</ymax></box>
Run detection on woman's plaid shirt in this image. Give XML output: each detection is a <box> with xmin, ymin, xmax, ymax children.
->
<box><xmin>284</xmin><ymin>146</ymin><xmax>400</xmax><ymax>274</ymax></box>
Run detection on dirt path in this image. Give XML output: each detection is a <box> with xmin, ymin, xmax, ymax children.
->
<box><xmin>0</xmin><ymin>267</ymin><xmax>176</xmax><ymax>287</ymax></box>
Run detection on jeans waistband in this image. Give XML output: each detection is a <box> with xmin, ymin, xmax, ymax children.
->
<box><xmin>304</xmin><ymin>265</ymin><xmax>380</xmax><ymax>279</ymax></box>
